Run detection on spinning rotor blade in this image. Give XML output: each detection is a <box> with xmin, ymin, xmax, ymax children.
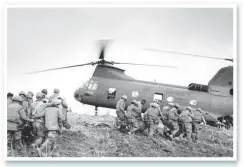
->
<box><xmin>98</xmin><ymin>40</ymin><xmax>110</xmax><ymax>60</ymax></box>
<box><xmin>113</xmin><ymin>62</ymin><xmax>177</xmax><ymax>68</ymax></box>
<box><xmin>27</xmin><ymin>62</ymin><xmax>94</xmax><ymax>74</ymax></box>
<box><xmin>144</xmin><ymin>48</ymin><xmax>233</xmax><ymax>62</ymax></box>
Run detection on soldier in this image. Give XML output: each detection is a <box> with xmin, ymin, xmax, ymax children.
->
<box><xmin>137</xmin><ymin>99</ymin><xmax>146</xmax><ymax>113</ymax></box>
<box><xmin>57</xmin><ymin>96</ymin><xmax>71</xmax><ymax>135</ymax></box>
<box><xmin>34</xmin><ymin>99</ymin><xmax>65</xmax><ymax>157</ymax></box>
<box><xmin>161</xmin><ymin>96</ymin><xmax>175</xmax><ymax>125</ymax></box>
<box><xmin>30</xmin><ymin>92</ymin><xmax>45</xmax><ymax>148</ymax></box>
<box><xmin>41</xmin><ymin>89</ymin><xmax>49</xmax><ymax>99</ymax></box>
<box><xmin>7</xmin><ymin>92</ymin><xmax>14</xmax><ymax>105</ymax></box>
<box><xmin>167</xmin><ymin>103</ymin><xmax>181</xmax><ymax>139</ymax></box>
<box><xmin>49</xmin><ymin>88</ymin><xmax>60</xmax><ymax>102</ymax></box>
<box><xmin>27</xmin><ymin>91</ymin><xmax>34</xmax><ymax>103</ymax></box>
<box><xmin>115</xmin><ymin>95</ymin><xmax>128</xmax><ymax>129</ymax></box>
<box><xmin>19</xmin><ymin>91</ymin><xmax>28</xmax><ymax>115</ymax></box>
<box><xmin>179</xmin><ymin>106</ymin><xmax>194</xmax><ymax>142</ymax></box>
<box><xmin>26</xmin><ymin>93</ymin><xmax>33</xmax><ymax>118</ymax></box>
<box><xmin>126</xmin><ymin>100</ymin><xmax>142</xmax><ymax>134</ymax></box>
<box><xmin>146</xmin><ymin>103</ymin><xmax>161</xmax><ymax>138</ymax></box>
<box><xmin>191</xmin><ymin>108</ymin><xmax>206</xmax><ymax>142</ymax></box>
<box><xmin>7</xmin><ymin>95</ymin><xmax>34</xmax><ymax>153</ymax></box>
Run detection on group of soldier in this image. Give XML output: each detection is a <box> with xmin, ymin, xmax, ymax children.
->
<box><xmin>7</xmin><ymin>88</ymin><xmax>71</xmax><ymax>157</ymax></box>
<box><xmin>115</xmin><ymin>95</ymin><xmax>206</xmax><ymax>142</ymax></box>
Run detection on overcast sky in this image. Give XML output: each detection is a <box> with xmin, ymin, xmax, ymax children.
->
<box><xmin>7</xmin><ymin>7</ymin><xmax>233</xmax><ymax>115</ymax></box>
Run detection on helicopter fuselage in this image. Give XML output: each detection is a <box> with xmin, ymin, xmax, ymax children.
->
<box><xmin>74</xmin><ymin>75</ymin><xmax>233</xmax><ymax>123</ymax></box>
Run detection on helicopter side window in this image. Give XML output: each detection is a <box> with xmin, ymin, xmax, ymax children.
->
<box><xmin>107</xmin><ymin>88</ymin><xmax>116</xmax><ymax>101</ymax></box>
<box><xmin>153</xmin><ymin>93</ymin><xmax>164</xmax><ymax>103</ymax></box>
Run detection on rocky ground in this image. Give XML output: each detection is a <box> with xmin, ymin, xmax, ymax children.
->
<box><xmin>7</xmin><ymin>112</ymin><xmax>233</xmax><ymax>157</ymax></box>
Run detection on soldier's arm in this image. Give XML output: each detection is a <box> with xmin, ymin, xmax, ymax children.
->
<box><xmin>174</xmin><ymin>109</ymin><xmax>181</xmax><ymax>117</ymax></box>
<box><xmin>61</xmin><ymin>100</ymin><xmax>68</xmax><ymax>109</ymax></box>
<box><xmin>33</xmin><ymin>109</ymin><xmax>46</xmax><ymax>118</ymax></box>
<box><xmin>119</xmin><ymin>101</ymin><xmax>125</xmax><ymax>112</ymax></box>
<box><xmin>36</xmin><ymin>103</ymin><xmax>54</xmax><ymax>113</ymax></box>
<box><xmin>19</xmin><ymin>109</ymin><xmax>34</xmax><ymax>122</ymax></box>
<box><xmin>202</xmin><ymin>115</ymin><xmax>207</xmax><ymax>125</ymax></box>
<box><xmin>58</xmin><ymin>108</ymin><xmax>66</xmax><ymax>121</ymax></box>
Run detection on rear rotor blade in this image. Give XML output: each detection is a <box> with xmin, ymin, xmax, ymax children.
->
<box><xmin>113</xmin><ymin>62</ymin><xmax>177</xmax><ymax>68</ymax></box>
<box><xmin>144</xmin><ymin>48</ymin><xmax>233</xmax><ymax>62</ymax></box>
<box><xmin>26</xmin><ymin>62</ymin><xmax>94</xmax><ymax>74</ymax></box>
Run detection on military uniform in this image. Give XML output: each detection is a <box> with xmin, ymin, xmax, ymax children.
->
<box><xmin>116</xmin><ymin>99</ymin><xmax>127</xmax><ymax>121</ymax></box>
<box><xmin>192</xmin><ymin>108</ymin><xmax>205</xmax><ymax>142</ymax></box>
<box><xmin>31</xmin><ymin>99</ymin><xmax>45</xmax><ymax>147</ymax></box>
<box><xmin>179</xmin><ymin>108</ymin><xmax>194</xmax><ymax>141</ymax></box>
<box><xmin>161</xmin><ymin>104</ymin><xmax>173</xmax><ymax>126</ymax></box>
<box><xmin>146</xmin><ymin>103</ymin><xmax>161</xmax><ymax>138</ymax></box>
<box><xmin>126</xmin><ymin>101</ymin><xmax>142</xmax><ymax>133</ymax></box>
<box><xmin>167</xmin><ymin>106</ymin><xmax>180</xmax><ymax>138</ymax></box>
<box><xmin>34</xmin><ymin>99</ymin><xmax>65</xmax><ymax>157</ymax></box>
<box><xmin>7</xmin><ymin>98</ymin><xmax>33</xmax><ymax>151</ymax></box>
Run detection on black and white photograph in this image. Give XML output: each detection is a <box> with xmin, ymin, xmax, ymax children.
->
<box><xmin>5</xmin><ymin>5</ymin><xmax>236</xmax><ymax>160</ymax></box>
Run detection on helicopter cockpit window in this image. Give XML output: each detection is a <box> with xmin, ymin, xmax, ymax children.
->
<box><xmin>107</xmin><ymin>88</ymin><xmax>116</xmax><ymax>101</ymax></box>
<box><xmin>87</xmin><ymin>80</ymin><xmax>98</xmax><ymax>91</ymax></box>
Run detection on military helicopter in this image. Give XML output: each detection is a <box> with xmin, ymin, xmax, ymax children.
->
<box><xmin>29</xmin><ymin>41</ymin><xmax>233</xmax><ymax>126</ymax></box>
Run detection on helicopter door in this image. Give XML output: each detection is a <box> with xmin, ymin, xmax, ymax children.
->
<box><xmin>153</xmin><ymin>93</ymin><xmax>164</xmax><ymax>106</ymax></box>
<box><xmin>107</xmin><ymin>88</ymin><xmax>117</xmax><ymax>101</ymax></box>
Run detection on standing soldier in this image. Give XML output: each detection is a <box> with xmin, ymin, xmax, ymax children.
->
<box><xmin>146</xmin><ymin>103</ymin><xmax>161</xmax><ymax>139</ymax></box>
<box><xmin>161</xmin><ymin>96</ymin><xmax>175</xmax><ymax>125</ymax></box>
<box><xmin>19</xmin><ymin>91</ymin><xmax>28</xmax><ymax>112</ymax></box>
<box><xmin>126</xmin><ymin>100</ymin><xmax>142</xmax><ymax>134</ymax></box>
<box><xmin>7</xmin><ymin>95</ymin><xmax>34</xmax><ymax>154</ymax></box>
<box><xmin>57</xmin><ymin>96</ymin><xmax>71</xmax><ymax>135</ymax></box>
<box><xmin>192</xmin><ymin>108</ymin><xmax>206</xmax><ymax>142</ymax></box>
<box><xmin>167</xmin><ymin>103</ymin><xmax>181</xmax><ymax>139</ymax></box>
<box><xmin>49</xmin><ymin>88</ymin><xmax>60</xmax><ymax>102</ymax></box>
<box><xmin>30</xmin><ymin>92</ymin><xmax>45</xmax><ymax>148</ymax></box>
<box><xmin>179</xmin><ymin>106</ymin><xmax>194</xmax><ymax>142</ymax></box>
<box><xmin>34</xmin><ymin>99</ymin><xmax>65</xmax><ymax>157</ymax></box>
<box><xmin>27</xmin><ymin>91</ymin><xmax>35</xmax><ymax>103</ymax></box>
<box><xmin>41</xmin><ymin>89</ymin><xmax>49</xmax><ymax>99</ymax></box>
<box><xmin>115</xmin><ymin>95</ymin><xmax>128</xmax><ymax>129</ymax></box>
<box><xmin>7</xmin><ymin>93</ymin><xmax>14</xmax><ymax>105</ymax></box>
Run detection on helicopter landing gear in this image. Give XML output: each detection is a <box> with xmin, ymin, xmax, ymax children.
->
<box><xmin>95</xmin><ymin>107</ymin><xmax>98</xmax><ymax>116</ymax></box>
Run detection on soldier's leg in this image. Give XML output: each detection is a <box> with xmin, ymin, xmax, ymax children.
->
<box><xmin>172</xmin><ymin>121</ymin><xmax>179</xmax><ymax>138</ymax></box>
<box><xmin>148</xmin><ymin>120</ymin><xmax>155</xmax><ymax>138</ymax></box>
<box><xmin>32</xmin><ymin>122</ymin><xmax>45</xmax><ymax>147</ymax></box>
<box><xmin>191</xmin><ymin>122</ymin><xmax>197</xmax><ymax>142</ymax></box>
<box><xmin>194</xmin><ymin>124</ymin><xmax>200</xmax><ymax>142</ymax></box>
<box><xmin>185</xmin><ymin>123</ymin><xmax>192</xmax><ymax>142</ymax></box>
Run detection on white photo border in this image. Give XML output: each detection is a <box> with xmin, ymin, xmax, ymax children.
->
<box><xmin>4</xmin><ymin>3</ymin><xmax>238</xmax><ymax>161</ymax></box>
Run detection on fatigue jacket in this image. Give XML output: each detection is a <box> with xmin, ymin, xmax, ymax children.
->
<box><xmin>167</xmin><ymin>107</ymin><xmax>179</xmax><ymax>121</ymax></box>
<box><xmin>180</xmin><ymin>110</ymin><xmax>194</xmax><ymax>123</ymax></box>
<box><xmin>8</xmin><ymin>103</ymin><xmax>31</xmax><ymax>131</ymax></box>
<box><xmin>116</xmin><ymin>99</ymin><xmax>126</xmax><ymax>112</ymax></box>
<box><xmin>34</xmin><ymin>106</ymin><xmax>65</xmax><ymax>131</ymax></box>
<box><xmin>161</xmin><ymin>104</ymin><xmax>172</xmax><ymax>118</ymax></box>
<box><xmin>126</xmin><ymin>104</ymin><xmax>141</xmax><ymax>120</ymax></box>
<box><xmin>49</xmin><ymin>93</ymin><xmax>59</xmax><ymax>102</ymax></box>
<box><xmin>192</xmin><ymin>110</ymin><xmax>203</xmax><ymax>123</ymax></box>
<box><xmin>31</xmin><ymin>100</ymin><xmax>45</xmax><ymax>122</ymax></box>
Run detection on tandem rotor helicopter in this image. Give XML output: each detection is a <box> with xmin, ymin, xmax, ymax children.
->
<box><xmin>29</xmin><ymin>41</ymin><xmax>234</xmax><ymax>126</ymax></box>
